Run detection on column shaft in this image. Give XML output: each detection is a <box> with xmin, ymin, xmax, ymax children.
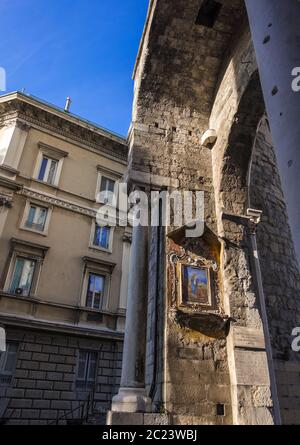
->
<box><xmin>111</xmin><ymin>224</ymin><xmax>151</xmax><ymax>413</ymax></box>
<box><xmin>245</xmin><ymin>0</ymin><xmax>300</xmax><ymax>263</ymax></box>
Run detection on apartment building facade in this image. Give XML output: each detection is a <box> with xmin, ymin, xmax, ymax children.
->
<box><xmin>0</xmin><ymin>92</ymin><xmax>130</xmax><ymax>424</ymax></box>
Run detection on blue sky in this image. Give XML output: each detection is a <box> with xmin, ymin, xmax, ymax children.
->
<box><xmin>0</xmin><ymin>0</ymin><xmax>149</xmax><ymax>136</ymax></box>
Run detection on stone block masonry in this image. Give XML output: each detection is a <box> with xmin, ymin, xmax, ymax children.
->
<box><xmin>1</xmin><ymin>327</ymin><xmax>123</xmax><ymax>425</ymax></box>
<box><xmin>125</xmin><ymin>0</ymin><xmax>244</xmax><ymax>424</ymax></box>
<box><xmin>112</xmin><ymin>0</ymin><xmax>300</xmax><ymax>426</ymax></box>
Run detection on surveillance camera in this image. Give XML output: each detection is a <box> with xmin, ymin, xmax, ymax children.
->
<box><xmin>247</xmin><ymin>208</ymin><xmax>262</xmax><ymax>223</ymax></box>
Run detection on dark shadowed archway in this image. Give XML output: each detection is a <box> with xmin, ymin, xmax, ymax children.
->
<box><xmin>220</xmin><ymin>70</ymin><xmax>265</xmax><ymax>216</ymax></box>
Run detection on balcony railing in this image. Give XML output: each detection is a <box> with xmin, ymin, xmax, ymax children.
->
<box><xmin>0</xmin><ymin>375</ymin><xmax>12</xmax><ymax>386</ymax></box>
<box><xmin>25</xmin><ymin>221</ymin><xmax>45</xmax><ymax>231</ymax></box>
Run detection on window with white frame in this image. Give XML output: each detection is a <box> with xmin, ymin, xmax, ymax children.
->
<box><xmin>5</xmin><ymin>239</ymin><xmax>49</xmax><ymax>298</ymax></box>
<box><xmin>25</xmin><ymin>204</ymin><xmax>48</xmax><ymax>232</ymax></box>
<box><xmin>0</xmin><ymin>342</ymin><xmax>18</xmax><ymax>386</ymax></box>
<box><xmin>34</xmin><ymin>143</ymin><xmax>68</xmax><ymax>187</ymax></box>
<box><xmin>92</xmin><ymin>224</ymin><xmax>111</xmax><ymax>250</ymax></box>
<box><xmin>37</xmin><ymin>156</ymin><xmax>59</xmax><ymax>185</ymax></box>
<box><xmin>99</xmin><ymin>176</ymin><xmax>116</xmax><ymax>205</ymax></box>
<box><xmin>86</xmin><ymin>273</ymin><xmax>106</xmax><ymax>310</ymax></box>
<box><xmin>9</xmin><ymin>257</ymin><xmax>36</xmax><ymax>296</ymax></box>
<box><xmin>81</xmin><ymin>256</ymin><xmax>114</xmax><ymax>311</ymax></box>
<box><xmin>75</xmin><ymin>350</ymin><xmax>97</xmax><ymax>389</ymax></box>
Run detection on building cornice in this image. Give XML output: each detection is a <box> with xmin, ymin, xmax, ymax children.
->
<box><xmin>38</xmin><ymin>142</ymin><xmax>69</xmax><ymax>158</ymax></box>
<box><xmin>11</xmin><ymin>237</ymin><xmax>50</xmax><ymax>253</ymax></box>
<box><xmin>83</xmin><ymin>256</ymin><xmax>116</xmax><ymax>272</ymax></box>
<box><xmin>0</xmin><ymin>314</ymin><xmax>124</xmax><ymax>341</ymax></box>
<box><xmin>18</xmin><ymin>186</ymin><xmax>128</xmax><ymax>225</ymax></box>
<box><xmin>0</xmin><ymin>176</ymin><xmax>23</xmax><ymax>191</ymax></box>
<box><xmin>0</xmin><ymin>92</ymin><xmax>128</xmax><ymax>164</ymax></box>
<box><xmin>19</xmin><ymin>186</ymin><xmax>99</xmax><ymax>218</ymax></box>
<box><xmin>0</xmin><ymin>291</ymin><xmax>125</xmax><ymax>341</ymax></box>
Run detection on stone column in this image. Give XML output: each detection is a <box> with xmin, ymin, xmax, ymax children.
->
<box><xmin>118</xmin><ymin>230</ymin><xmax>132</xmax><ymax>311</ymax></box>
<box><xmin>116</xmin><ymin>229</ymin><xmax>132</xmax><ymax>333</ymax></box>
<box><xmin>245</xmin><ymin>0</ymin><xmax>300</xmax><ymax>264</ymax></box>
<box><xmin>111</xmin><ymin>223</ymin><xmax>151</xmax><ymax>413</ymax></box>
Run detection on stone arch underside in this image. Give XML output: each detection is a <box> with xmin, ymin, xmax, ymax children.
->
<box><xmin>219</xmin><ymin>70</ymin><xmax>265</xmax><ymax>216</ymax></box>
<box><xmin>215</xmin><ymin>69</ymin><xmax>275</xmax><ymax>424</ymax></box>
<box><xmin>250</xmin><ymin>117</ymin><xmax>300</xmax><ymax>425</ymax></box>
<box><xmin>217</xmin><ymin>69</ymin><xmax>300</xmax><ymax>424</ymax></box>
<box><xmin>217</xmin><ymin>70</ymin><xmax>266</xmax><ymax>327</ymax></box>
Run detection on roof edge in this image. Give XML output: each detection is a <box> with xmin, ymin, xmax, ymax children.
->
<box><xmin>0</xmin><ymin>91</ymin><xmax>127</xmax><ymax>146</ymax></box>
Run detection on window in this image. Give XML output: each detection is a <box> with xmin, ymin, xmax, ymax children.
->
<box><xmin>21</xmin><ymin>201</ymin><xmax>52</xmax><ymax>235</ymax></box>
<box><xmin>86</xmin><ymin>273</ymin><xmax>105</xmax><ymax>310</ymax></box>
<box><xmin>4</xmin><ymin>239</ymin><xmax>49</xmax><ymax>298</ymax></box>
<box><xmin>75</xmin><ymin>350</ymin><xmax>97</xmax><ymax>389</ymax></box>
<box><xmin>96</xmin><ymin>166</ymin><xmax>122</xmax><ymax>205</ymax></box>
<box><xmin>9</xmin><ymin>257</ymin><xmax>36</xmax><ymax>296</ymax></box>
<box><xmin>38</xmin><ymin>156</ymin><xmax>58</xmax><ymax>185</ymax></box>
<box><xmin>0</xmin><ymin>343</ymin><xmax>18</xmax><ymax>386</ymax></box>
<box><xmin>81</xmin><ymin>256</ymin><xmax>114</xmax><ymax>311</ymax></box>
<box><xmin>196</xmin><ymin>0</ymin><xmax>222</xmax><ymax>28</ymax></box>
<box><xmin>93</xmin><ymin>225</ymin><xmax>110</xmax><ymax>250</ymax></box>
<box><xmin>34</xmin><ymin>143</ymin><xmax>68</xmax><ymax>187</ymax></box>
<box><xmin>99</xmin><ymin>176</ymin><xmax>116</xmax><ymax>204</ymax></box>
<box><xmin>25</xmin><ymin>205</ymin><xmax>48</xmax><ymax>232</ymax></box>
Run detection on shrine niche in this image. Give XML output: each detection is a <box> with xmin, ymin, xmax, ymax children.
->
<box><xmin>167</xmin><ymin>224</ymin><xmax>232</xmax><ymax>339</ymax></box>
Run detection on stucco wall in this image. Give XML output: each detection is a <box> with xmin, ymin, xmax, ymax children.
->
<box><xmin>0</xmin><ymin>123</ymin><xmax>127</xmax><ymax>313</ymax></box>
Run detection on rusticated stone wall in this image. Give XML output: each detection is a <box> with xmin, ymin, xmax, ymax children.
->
<box><xmin>1</xmin><ymin>327</ymin><xmax>122</xmax><ymax>425</ymax></box>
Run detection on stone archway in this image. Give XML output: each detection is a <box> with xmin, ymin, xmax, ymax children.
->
<box><xmin>219</xmin><ymin>70</ymin><xmax>265</xmax><ymax>217</ymax></box>
<box><xmin>216</xmin><ymin>68</ymin><xmax>300</xmax><ymax>425</ymax></box>
<box><xmin>249</xmin><ymin>117</ymin><xmax>300</xmax><ymax>425</ymax></box>
<box><xmin>216</xmin><ymin>70</ymin><xmax>276</xmax><ymax>425</ymax></box>
<box><xmin>219</xmin><ymin>70</ymin><xmax>266</xmax><ymax>326</ymax></box>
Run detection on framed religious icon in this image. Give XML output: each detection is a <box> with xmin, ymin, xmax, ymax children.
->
<box><xmin>177</xmin><ymin>263</ymin><xmax>213</xmax><ymax>307</ymax></box>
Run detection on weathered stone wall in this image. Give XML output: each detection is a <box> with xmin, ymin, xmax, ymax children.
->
<box><xmin>210</xmin><ymin>26</ymin><xmax>258</xmax><ymax>221</ymax></box>
<box><xmin>208</xmin><ymin>18</ymin><xmax>277</xmax><ymax>423</ymax></box>
<box><xmin>250</xmin><ymin>119</ymin><xmax>300</xmax><ymax>425</ymax></box>
<box><xmin>130</xmin><ymin>0</ymin><xmax>247</xmax><ymax>423</ymax></box>
<box><xmin>210</xmin><ymin>20</ymin><xmax>300</xmax><ymax>424</ymax></box>
<box><xmin>1</xmin><ymin>327</ymin><xmax>122</xmax><ymax>425</ymax></box>
<box><xmin>129</xmin><ymin>0</ymin><xmax>300</xmax><ymax>425</ymax></box>
<box><xmin>165</xmin><ymin>232</ymin><xmax>232</xmax><ymax>425</ymax></box>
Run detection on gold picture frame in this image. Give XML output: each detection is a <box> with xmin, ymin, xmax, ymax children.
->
<box><xmin>176</xmin><ymin>262</ymin><xmax>213</xmax><ymax>308</ymax></box>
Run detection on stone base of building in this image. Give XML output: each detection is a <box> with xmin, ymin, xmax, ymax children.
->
<box><xmin>0</xmin><ymin>325</ymin><xmax>123</xmax><ymax>425</ymax></box>
<box><xmin>107</xmin><ymin>412</ymin><xmax>234</xmax><ymax>425</ymax></box>
<box><xmin>107</xmin><ymin>411</ymin><xmax>170</xmax><ymax>425</ymax></box>
<box><xmin>110</xmin><ymin>387</ymin><xmax>152</xmax><ymax>413</ymax></box>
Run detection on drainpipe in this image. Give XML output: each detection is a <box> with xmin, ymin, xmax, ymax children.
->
<box><xmin>149</xmin><ymin>199</ymin><xmax>169</xmax><ymax>415</ymax></box>
<box><xmin>246</xmin><ymin>116</ymin><xmax>281</xmax><ymax>425</ymax></box>
<box><xmin>148</xmin><ymin>223</ymin><xmax>160</xmax><ymax>401</ymax></box>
